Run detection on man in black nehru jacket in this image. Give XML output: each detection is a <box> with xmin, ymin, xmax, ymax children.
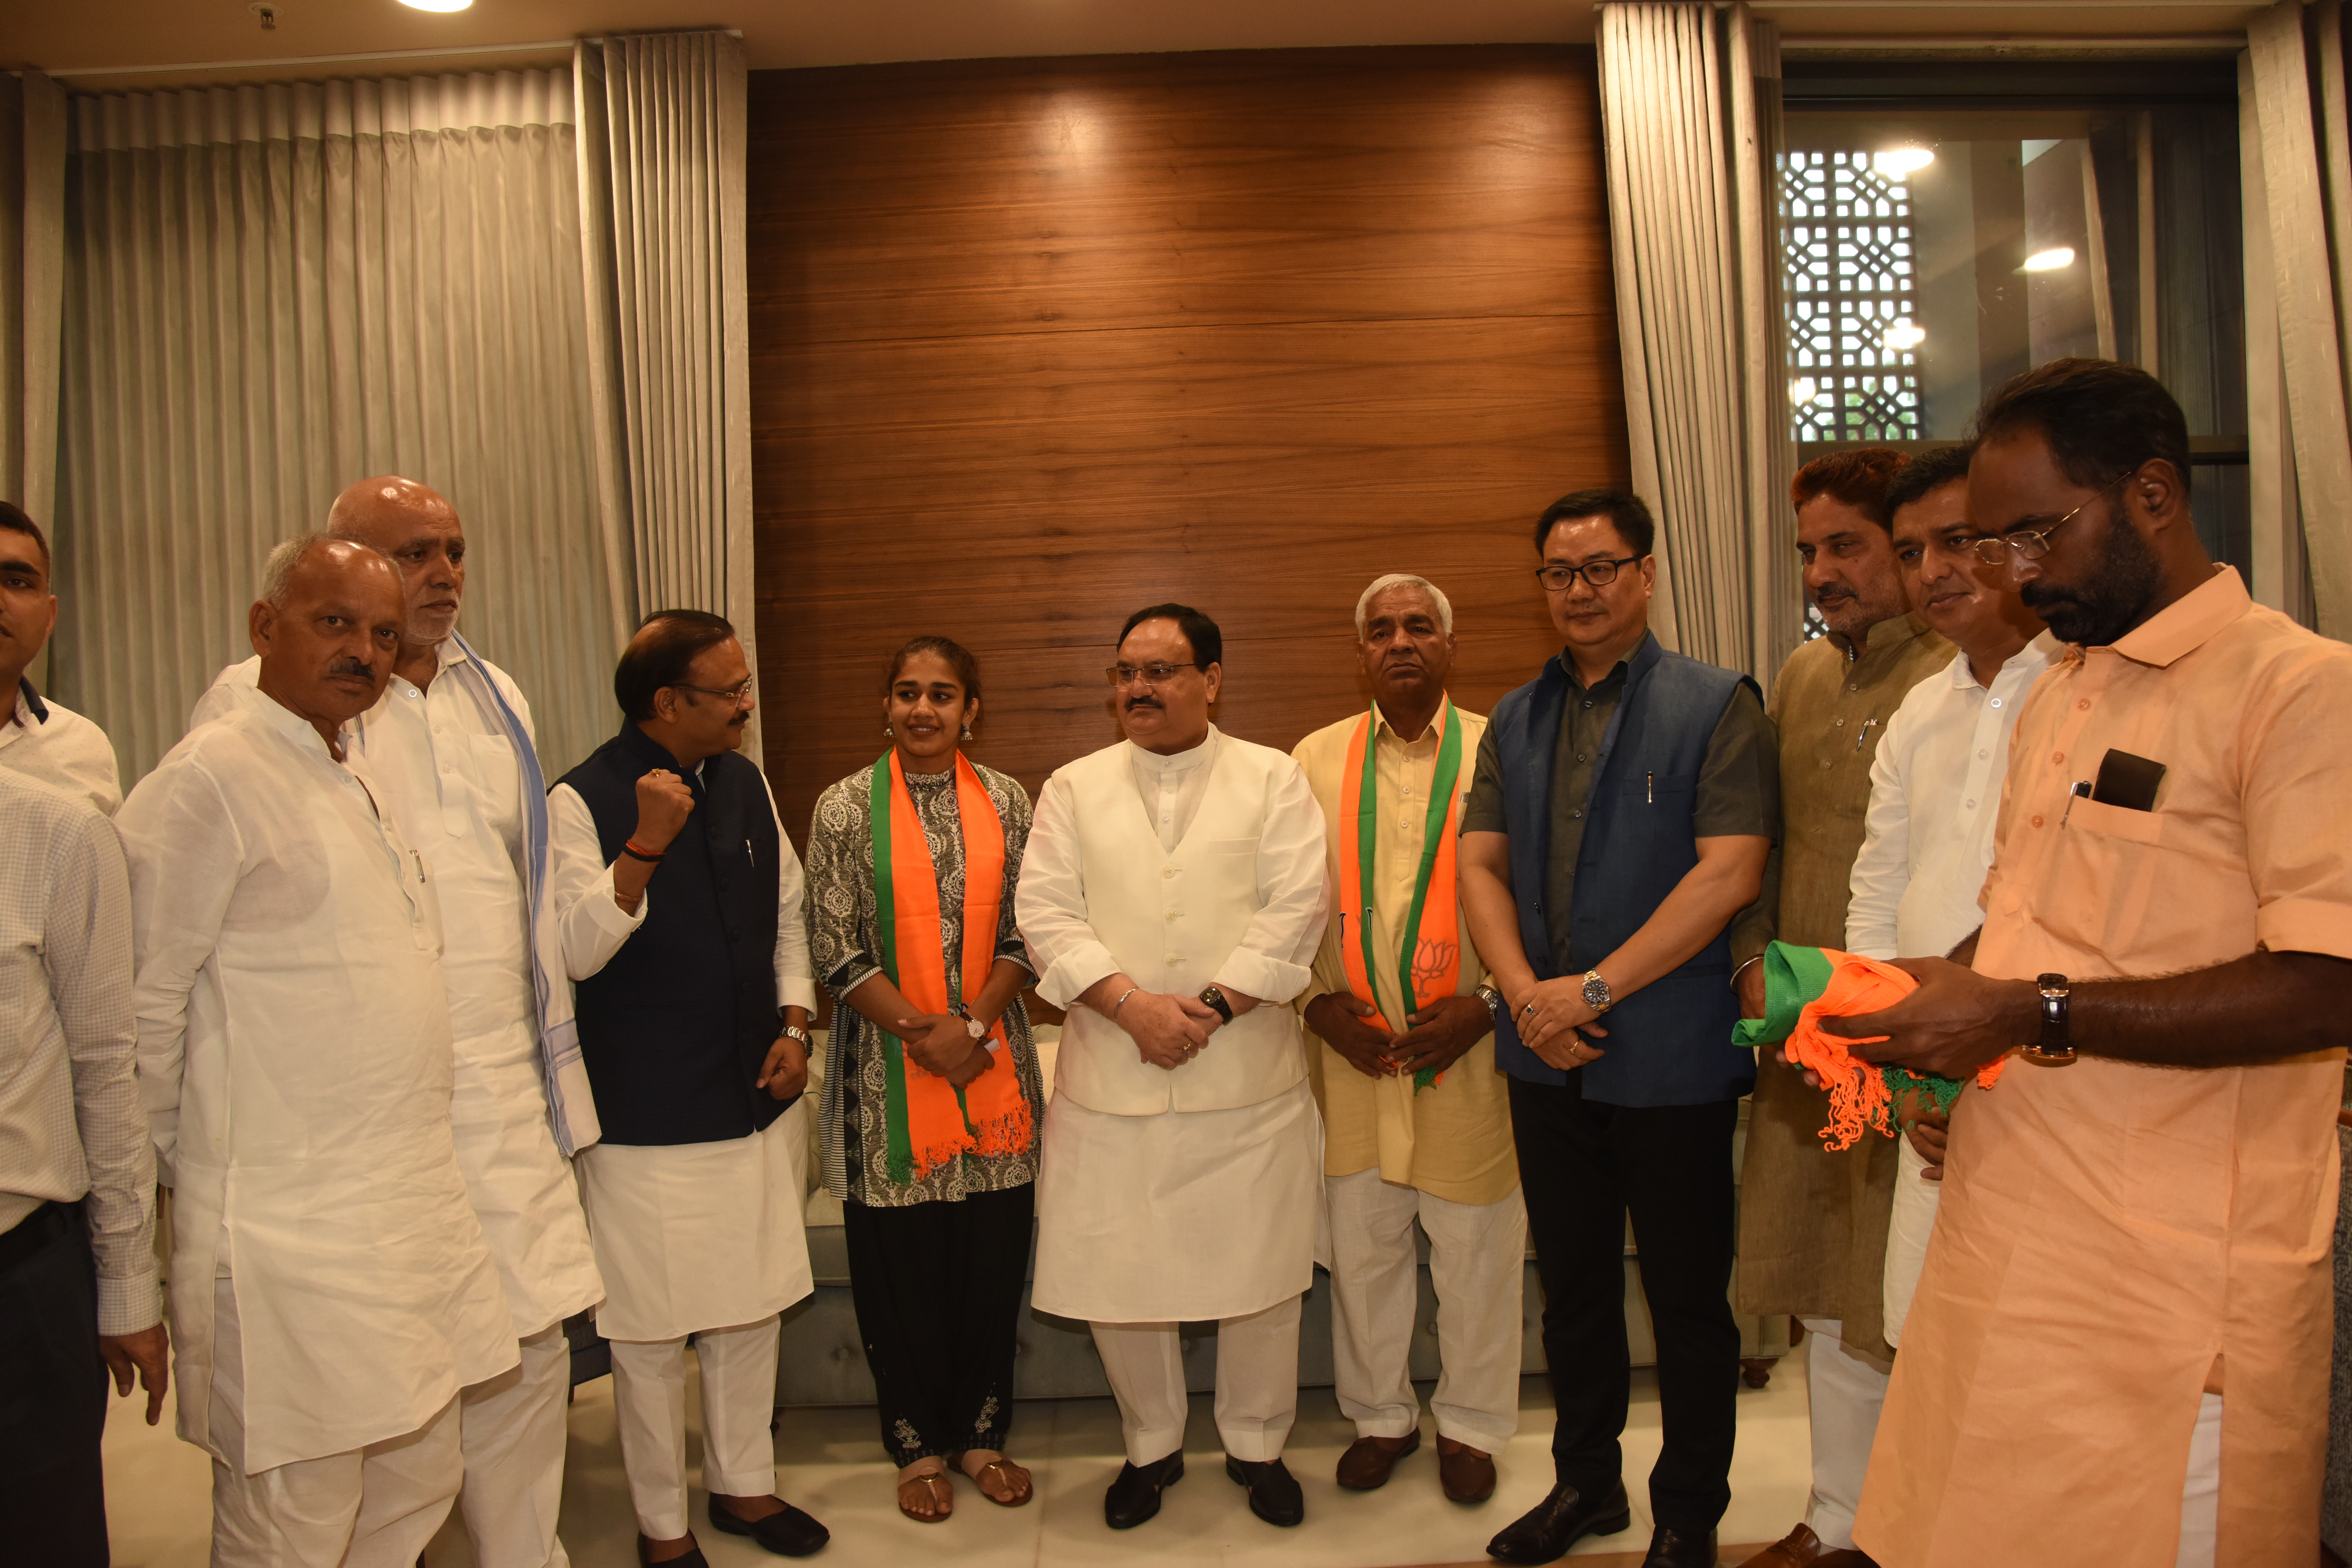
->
<box><xmin>550</xmin><ymin>610</ymin><xmax>828</xmax><ymax>1564</ymax></box>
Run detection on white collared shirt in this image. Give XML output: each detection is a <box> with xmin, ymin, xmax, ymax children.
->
<box><xmin>1021</xmin><ymin>724</ymin><xmax>1328</xmax><ymax>1007</ymax></box>
<box><xmin>193</xmin><ymin>646</ymin><xmax>536</xmax><ymax>1045</ymax></box>
<box><xmin>1845</xmin><ymin>633</ymin><xmax>2063</xmax><ymax>960</ymax></box>
<box><xmin>548</xmin><ymin>758</ymin><xmax>817</xmax><ymax>1014</ymax></box>
<box><xmin>0</xmin><ymin>682</ymin><xmax>123</xmax><ymax>816</ymax></box>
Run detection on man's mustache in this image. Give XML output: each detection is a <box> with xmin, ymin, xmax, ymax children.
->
<box><xmin>1124</xmin><ymin>695</ymin><xmax>1162</xmax><ymax>711</ymax></box>
<box><xmin>326</xmin><ymin>656</ymin><xmax>373</xmax><ymax>678</ymax></box>
<box><xmin>727</xmin><ymin>712</ymin><xmax>749</xmax><ymax>728</ymax></box>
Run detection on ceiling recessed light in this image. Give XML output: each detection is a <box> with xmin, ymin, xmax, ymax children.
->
<box><xmin>1874</xmin><ymin>148</ymin><xmax>1934</xmax><ymax>178</ymax></box>
<box><xmin>2021</xmin><ymin>247</ymin><xmax>2076</xmax><ymax>272</ymax></box>
<box><xmin>398</xmin><ymin>0</ymin><xmax>473</xmax><ymax>11</ymax></box>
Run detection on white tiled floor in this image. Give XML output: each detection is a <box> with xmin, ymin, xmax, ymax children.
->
<box><xmin>101</xmin><ymin>1359</ymin><xmax>1812</xmax><ymax>1568</ymax></box>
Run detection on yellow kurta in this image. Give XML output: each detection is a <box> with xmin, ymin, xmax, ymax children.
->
<box><xmin>1292</xmin><ymin>702</ymin><xmax>1516</xmax><ymax>1208</ymax></box>
<box><xmin>1856</xmin><ymin>568</ymin><xmax>2351</xmax><ymax>1567</ymax></box>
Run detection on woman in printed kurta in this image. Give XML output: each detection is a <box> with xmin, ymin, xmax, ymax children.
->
<box><xmin>804</xmin><ymin>637</ymin><xmax>1046</xmax><ymax>1524</ymax></box>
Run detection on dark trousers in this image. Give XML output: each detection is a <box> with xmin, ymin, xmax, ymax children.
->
<box><xmin>0</xmin><ymin>1202</ymin><xmax>110</xmax><ymax>1565</ymax></box>
<box><xmin>842</xmin><ymin>1182</ymin><xmax>1035</xmax><ymax>1467</ymax></box>
<box><xmin>1510</xmin><ymin>1075</ymin><xmax>1741</xmax><ymax>1534</ymax></box>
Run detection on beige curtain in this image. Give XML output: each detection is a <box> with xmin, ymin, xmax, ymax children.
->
<box><xmin>52</xmin><ymin>70</ymin><xmax>630</xmax><ymax>782</ymax></box>
<box><xmin>1</xmin><ymin>71</ymin><xmax>67</xmax><ymax>525</ymax></box>
<box><xmin>2244</xmin><ymin>0</ymin><xmax>2349</xmax><ymax>634</ymax></box>
<box><xmin>574</xmin><ymin>32</ymin><xmax>760</xmax><ymax>758</ymax></box>
<box><xmin>1597</xmin><ymin>1</ymin><xmax>1800</xmax><ymax>685</ymax></box>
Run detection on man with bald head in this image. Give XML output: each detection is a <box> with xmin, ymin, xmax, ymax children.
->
<box><xmin>1291</xmin><ymin>574</ymin><xmax>1523</xmax><ymax>1505</ymax></box>
<box><xmin>193</xmin><ymin>478</ymin><xmax>603</xmax><ymax>1568</ymax></box>
<box><xmin>119</xmin><ymin>536</ymin><xmax>516</xmax><ymax>1565</ymax></box>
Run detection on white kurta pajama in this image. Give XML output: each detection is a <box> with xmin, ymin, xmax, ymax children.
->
<box><xmin>118</xmin><ymin>696</ymin><xmax>515</xmax><ymax>1566</ymax></box>
<box><xmin>1017</xmin><ymin>726</ymin><xmax>1329</xmax><ymax>1466</ymax></box>
<box><xmin>198</xmin><ymin>645</ymin><xmax>604</xmax><ymax>1568</ymax></box>
<box><xmin>549</xmin><ymin>764</ymin><xmax>816</xmax><ymax>1539</ymax></box>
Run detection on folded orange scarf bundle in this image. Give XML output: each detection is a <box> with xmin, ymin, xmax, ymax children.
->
<box><xmin>1731</xmin><ymin>942</ymin><xmax>2005</xmax><ymax>1151</ymax></box>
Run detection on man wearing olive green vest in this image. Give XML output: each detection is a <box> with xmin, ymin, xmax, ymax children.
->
<box><xmin>1293</xmin><ymin>574</ymin><xmax>1522</xmax><ymax>1508</ymax></box>
<box><xmin>1732</xmin><ymin>450</ymin><xmax>1950</xmax><ymax>1568</ymax></box>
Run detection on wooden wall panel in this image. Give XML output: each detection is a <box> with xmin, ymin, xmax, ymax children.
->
<box><xmin>748</xmin><ymin>44</ymin><xmax>1627</xmax><ymax>852</ymax></box>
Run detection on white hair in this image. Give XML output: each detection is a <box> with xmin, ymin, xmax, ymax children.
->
<box><xmin>1354</xmin><ymin>573</ymin><xmax>1454</xmax><ymax>640</ymax></box>
<box><xmin>259</xmin><ymin>532</ymin><xmax>392</xmax><ymax>608</ymax></box>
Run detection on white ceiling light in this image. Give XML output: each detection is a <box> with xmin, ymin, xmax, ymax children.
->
<box><xmin>398</xmin><ymin>0</ymin><xmax>474</xmax><ymax>11</ymax></box>
<box><xmin>1882</xmin><ymin>323</ymin><xmax>1925</xmax><ymax>350</ymax></box>
<box><xmin>2021</xmin><ymin>247</ymin><xmax>2077</xmax><ymax>272</ymax></box>
<box><xmin>1874</xmin><ymin>147</ymin><xmax>1934</xmax><ymax>178</ymax></box>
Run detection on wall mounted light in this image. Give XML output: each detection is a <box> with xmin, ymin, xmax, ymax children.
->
<box><xmin>398</xmin><ymin>0</ymin><xmax>474</xmax><ymax>11</ymax></box>
<box><xmin>1789</xmin><ymin>378</ymin><xmax>1819</xmax><ymax>406</ymax></box>
<box><xmin>2021</xmin><ymin>248</ymin><xmax>2076</xmax><ymax>272</ymax></box>
<box><xmin>1882</xmin><ymin>323</ymin><xmax>1925</xmax><ymax>351</ymax></box>
<box><xmin>1873</xmin><ymin>147</ymin><xmax>1934</xmax><ymax>178</ymax></box>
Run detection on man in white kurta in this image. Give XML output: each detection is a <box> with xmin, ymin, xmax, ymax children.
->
<box><xmin>551</xmin><ymin>612</ymin><xmax>824</xmax><ymax>1562</ymax></box>
<box><xmin>193</xmin><ymin>478</ymin><xmax>604</xmax><ymax>1568</ymax></box>
<box><xmin>0</xmin><ymin>504</ymin><xmax>121</xmax><ymax>815</ymax></box>
<box><xmin>119</xmin><ymin>536</ymin><xmax>514</xmax><ymax>1567</ymax></box>
<box><xmin>1016</xmin><ymin>603</ymin><xmax>1328</xmax><ymax>1532</ymax></box>
<box><xmin>1840</xmin><ymin>449</ymin><xmax>2054</xmax><ymax>1368</ymax></box>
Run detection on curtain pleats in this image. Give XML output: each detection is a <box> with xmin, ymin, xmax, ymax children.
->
<box><xmin>575</xmin><ymin>32</ymin><xmax>759</xmax><ymax>760</ymax></box>
<box><xmin>52</xmin><ymin>69</ymin><xmax>630</xmax><ymax>782</ymax></box>
<box><xmin>2245</xmin><ymin>0</ymin><xmax>2352</xmax><ymax>634</ymax></box>
<box><xmin>1598</xmin><ymin>2</ymin><xmax>1799</xmax><ymax>684</ymax></box>
<box><xmin>2</xmin><ymin>70</ymin><xmax>68</xmax><ymax>533</ymax></box>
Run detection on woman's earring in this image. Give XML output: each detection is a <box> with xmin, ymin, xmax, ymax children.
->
<box><xmin>883</xmin><ymin>724</ymin><xmax>893</xmax><ymax>738</ymax></box>
<box><xmin>961</xmin><ymin>724</ymin><xmax>974</xmax><ymax>741</ymax></box>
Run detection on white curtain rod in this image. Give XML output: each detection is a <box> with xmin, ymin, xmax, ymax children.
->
<box><xmin>39</xmin><ymin>32</ymin><xmax>741</xmax><ymax>81</ymax></box>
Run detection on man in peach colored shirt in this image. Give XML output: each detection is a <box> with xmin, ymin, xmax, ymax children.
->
<box><xmin>1833</xmin><ymin>358</ymin><xmax>2352</xmax><ymax>1568</ymax></box>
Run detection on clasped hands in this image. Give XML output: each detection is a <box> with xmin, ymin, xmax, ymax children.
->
<box><xmin>1502</xmin><ymin>975</ymin><xmax>1610</xmax><ymax>1073</ymax></box>
<box><xmin>1306</xmin><ymin>992</ymin><xmax>1491</xmax><ymax>1081</ymax></box>
<box><xmin>892</xmin><ymin>1012</ymin><xmax>998</xmax><ymax>1089</ymax></box>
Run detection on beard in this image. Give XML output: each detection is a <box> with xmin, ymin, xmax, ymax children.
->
<box><xmin>2021</xmin><ymin>519</ymin><xmax>2164</xmax><ymax>647</ymax></box>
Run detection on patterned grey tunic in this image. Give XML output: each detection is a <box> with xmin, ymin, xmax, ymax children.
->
<box><xmin>805</xmin><ymin>758</ymin><xmax>1043</xmax><ymax>1208</ymax></box>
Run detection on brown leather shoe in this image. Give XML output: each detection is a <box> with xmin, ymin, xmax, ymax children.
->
<box><xmin>1738</xmin><ymin>1523</ymin><xmax>1825</xmax><ymax>1568</ymax></box>
<box><xmin>1335</xmin><ymin>1429</ymin><xmax>1420</xmax><ymax>1490</ymax></box>
<box><xmin>1435</xmin><ymin>1437</ymin><xmax>1495</xmax><ymax>1502</ymax></box>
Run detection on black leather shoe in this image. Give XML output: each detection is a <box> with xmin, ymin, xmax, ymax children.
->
<box><xmin>635</xmin><ymin>1535</ymin><xmax>711</xmax><ymax>1568</ymax></box>
<box><xmin>1224</xmin><ymin>1455</ymin><xmax>1304</xmax><ymax>1527</ymax></box>
<box><xmin>706</xmin><ymin>1496</ymin><xmax>829</xmax><ymax>1557</ymax></box>
<box><xmin>1486</xmin><ymin>1477</ymin><xmax>1632</xmax><ymax>1564</ymax></box>
<box><xmin>1104</xmin><ymin>1451</ymin><xmax>1185</xmax><ymax>1529</ymax></box>
<box><xmin>1643</xmin><ymin>1524</ymin><xmax>1718</xmax><ymax>1568</ymax></box>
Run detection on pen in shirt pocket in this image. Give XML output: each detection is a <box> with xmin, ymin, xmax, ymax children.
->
<box><xmin>745</xmin><ymin>838</ymin><xmax>755</xmax><ymax>867</ymax></box>
<box><xmin>1855</xmin><ymin>718</ymin><xmax>1881</xmax><ymax>752</ymax></box>
<box><xmin>1646</xmin><ymin>770</ymin><xmax>1654</xmax><ymax>805</ymax></box>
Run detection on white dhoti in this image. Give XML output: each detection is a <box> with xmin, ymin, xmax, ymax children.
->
<box><xmin>1324</xmin><ymin>1165</ymin><xmax>1525</xmax><ymax>1451</ymax></box>
<box><xmin>577</xmin><ymin>1106</ymin><xmax>812</xmax><ymax>1538</ymax></box>
<box><xmin>1035</xmin><ymin>1079</ymin><xmax>1321</xmax><ymax>1464</ymax></box>
<box><xmin>451</xmin><ymin>1023</ymin><xmax>603</xmax><ymax>1568</ymax></box>
<box><xmin>207</xmin><ymin>1278</ymin><xmax>464</xmax><ymax>1568</ymax></box>
<box><xmin>1033</xmin><ymin>1078</ymin><xmax>1320</xmax><ymax>1323</ymax></box>
<box><xmin>1881</xmin><ymin>1134</ymin><xmax>1940</xmax><ymax>1349</ymax></box>
<box><xmin>1800</xmin><ymin>1317</ymin><xmax>1892</xmax><ymax>1552</ymax></box>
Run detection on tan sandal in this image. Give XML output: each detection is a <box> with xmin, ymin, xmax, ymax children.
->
<box><xmin>897</xmin><ymin>1469</ymin><xmax>953</xmax><ymax>1522</ymax></box>
<box><xmin>954</xmin><ymin>1450</ymin><xmax>1033</xmax><ymax>1507</ymax></box>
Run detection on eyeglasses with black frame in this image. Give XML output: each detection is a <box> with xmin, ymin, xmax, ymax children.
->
<box><xmin>1971</xmin><ymin>469</ymin><xmax>2136</xmax><ymax>566</ymax></box>
<box><xmin>672</xmin><ymin>674</ymin><xmax>756</xmax><ymax>705</ymax></box>
<box><xmin>1535</xmin><ymin>555</ymin><xmax>1644</xmax><ymax>592</ymax></box>
<box><xmin>1104</xmin><ymin>662</ymin><xmax>1205</xmax><ymax>689</ymax></box>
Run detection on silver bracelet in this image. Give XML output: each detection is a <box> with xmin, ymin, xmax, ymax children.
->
<box><xmin>1729</xmin><ymin>955</ymin><xmax>1764</xmax><ymax>991</ymax></box>
<box><xmin>1108</xmin><ymin>986</ymin><xmax>1141</xmax><ymax>1019</ymax></box>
